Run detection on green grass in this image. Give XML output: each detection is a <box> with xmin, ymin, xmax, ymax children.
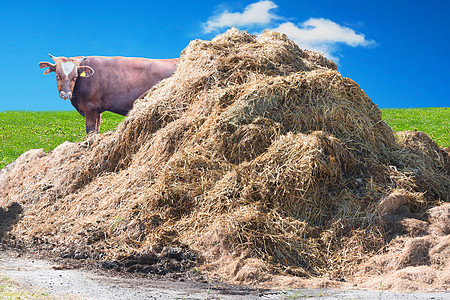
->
<box><xmin>0</xmin><ymin>275</ymin><xmax>51</xmax><ymax>299</ymax></box>
<box><xmin>0</xmin><ymin>111</ymin><xmax>125</xmax><ymax>169</ymax></box>
<box><xmin>0</xmin><ymin>108</ymin><xmax>448</xmax><ymax>170</ymax></box>
<box><xmin>382</xmin><ymin>107</ymin><xmax>449</xmax><ymax>148</ymax></box>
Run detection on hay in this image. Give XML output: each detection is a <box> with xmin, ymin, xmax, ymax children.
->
<box><xmin>355</xmin><ymin>203</ymin><xmax>450</xmax><ymax>291</ymax></box>
<box><xmin>1</xmin><ymin>29</ymin><xmax>449</xmax><ymax>291</ymax></box>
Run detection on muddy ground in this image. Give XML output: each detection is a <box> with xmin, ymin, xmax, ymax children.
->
<box><xmin>0</xmin><ymin>249</ymin><xmax>448</xmax><ymax>300</ymax></box>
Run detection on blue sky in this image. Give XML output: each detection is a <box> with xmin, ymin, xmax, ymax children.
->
<box><xmin>0</xmin><ymin>0</ymin><xmax>448</xmax><ymax>111</ymax></box>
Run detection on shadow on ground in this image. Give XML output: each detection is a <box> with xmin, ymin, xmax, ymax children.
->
<box><xmin>0</xmin><ymin>202</ymin><xmax>22</xmax><ymax>240</ymax></box>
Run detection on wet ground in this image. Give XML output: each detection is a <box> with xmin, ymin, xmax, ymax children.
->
<box><xmin>0</xmin><ymin>252</ymin><xmax>448</xmax><ymax>299</ymax></box>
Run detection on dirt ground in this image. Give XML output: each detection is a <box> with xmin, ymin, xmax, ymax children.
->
<box><xmin>0</xmin><ymin>250</ymin><xmax>448</xmax><ymax>300</ymax></box>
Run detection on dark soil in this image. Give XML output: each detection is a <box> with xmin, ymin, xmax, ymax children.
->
<box><xmin>2</xmin><ymin>240</ymin><xmax>208</xmax><ymax>283</ymax></box>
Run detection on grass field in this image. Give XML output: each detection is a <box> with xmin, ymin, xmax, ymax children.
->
<box><xmin>382</xmin><ymin>108</ymin><xmax>449</xmax><ymax>148</ymax></box>
<box><xmin>0</xmin><ymin>108</ymin><xmax>448</xmax><ymax>169</ymax></box>
<box><xmin>0</xmin><ymin>111</ymin><xmax>125</xmax><ymax>169</ymax></box>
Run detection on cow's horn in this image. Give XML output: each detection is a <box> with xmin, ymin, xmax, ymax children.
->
<box><xmin>79</xmin><ymin>57</ymin><xmax>87</xmax><ymax>63</ymax></box>
<box><xmin>48</xmin><ymin>53</ymin><xmax>57</xmax><ymax>61</ymax></box>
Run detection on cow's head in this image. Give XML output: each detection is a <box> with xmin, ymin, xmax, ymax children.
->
<box><xmin>39</xmin><ymin>54</ymin><xmax>94</xmax><ymax>100</ymax></box>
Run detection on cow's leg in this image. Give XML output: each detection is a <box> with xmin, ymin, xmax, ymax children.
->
<box><xmin>85</xmin><ymin>110</ymin><xmax>101</xmax><ymax>134</ymax></box>
<box><xmin>95</xmin><ymin>113</ymin><xmax>101</xmax><ymax>132</ymax></box>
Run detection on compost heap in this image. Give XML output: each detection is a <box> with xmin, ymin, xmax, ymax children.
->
<box><xmin>1</xmin><ymin>29</ymin><xmax>449</xmax><ymax>292</ymax></box>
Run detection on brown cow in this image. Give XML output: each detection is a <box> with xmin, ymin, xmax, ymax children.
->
<box><xmin>39</xmin><ymin>54</ymin><xmax>178</xmax><ymax>134</ymax></box>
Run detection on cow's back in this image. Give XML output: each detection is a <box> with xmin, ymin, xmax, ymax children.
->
<box><xmin>73</xmin><ymin>56</ymin><xmax>178</xmax><ymax>115</ymax></box>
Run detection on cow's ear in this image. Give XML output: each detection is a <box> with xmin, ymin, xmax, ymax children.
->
<box><xmin>78</xmin><ymin>66</ymin><xmax>94</xmax><ymax>78</ymax></box>
<box><xmin>39</xmin><ymin>62</ymin><xmax>56</xmax><ymax>75</ymax></box>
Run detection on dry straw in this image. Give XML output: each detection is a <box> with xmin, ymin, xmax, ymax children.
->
<box><xmin>1</xmin><ymin>28</ymin><xmax>449</xmax><ymax>289</ymax></box>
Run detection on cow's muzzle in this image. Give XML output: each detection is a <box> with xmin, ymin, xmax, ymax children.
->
<box><xmin>60</xmin><ymin>91</ymin><xmax>72</xmax><ymax>100</ymax></box>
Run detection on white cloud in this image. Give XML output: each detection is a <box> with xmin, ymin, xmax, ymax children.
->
<box><xmin>203</xmin><ymin>1</ymin><xmax>279</xmax><ymax>33</ymax></box>
<box><xmin>202</xmin><ymin>1</ymin><xmax>375</xmax><ymax>60</ymax></box>
<box><xmin>271</xmin><ymin>19</ymin><xmax>375</xmax><ymax>59</ymax></box>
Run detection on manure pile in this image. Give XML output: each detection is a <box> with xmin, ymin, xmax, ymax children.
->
<box><xmin>1</xmin><ymin>29</ymin><xmax>449</xmax><ymax>291</ymax></box>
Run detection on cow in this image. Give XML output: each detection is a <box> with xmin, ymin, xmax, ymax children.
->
<box><xmin>39</xmin><ymin>54</ymin><xmax>178</xmax><ymax>134</ymax></box>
